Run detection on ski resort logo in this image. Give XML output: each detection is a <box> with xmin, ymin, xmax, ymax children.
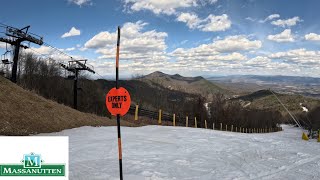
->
<box><xmin>23</xmin><ymin>153</ymin><xmax>42</xmax><ymax>168</ymax></box>
<box><xmin>0</xmin><ymin>152</ymin><xmax>65</xmax><ymax>176</ymax></box>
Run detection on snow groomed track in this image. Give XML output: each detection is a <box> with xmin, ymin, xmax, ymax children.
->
<box><xmin>44</xmin><ymin>125</ymin><xmax>320</xmax><ymax>180</ymax></box>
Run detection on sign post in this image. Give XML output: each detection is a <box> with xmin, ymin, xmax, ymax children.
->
<box><xmin>116</xmin><ymin>26</ymin><xmax>123</xmax><ymax>180</ymax></box>
<box><xmin>116</xmin><ymin>26</ymin><xmax>122</xmax><ymax>180</ymax></box>
<box><xmin>105</xmin><ymin>26</ymin><xmax>131</xmax><ymax>180</ymax></box>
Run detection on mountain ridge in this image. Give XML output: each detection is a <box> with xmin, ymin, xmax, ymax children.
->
<box><xmin>137</xmin><ymin>71</ymin><xmax>230</xmax><ymax>100</ymax></box>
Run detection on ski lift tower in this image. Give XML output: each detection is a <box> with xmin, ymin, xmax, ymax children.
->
<box><xmin>0</xmin><ymin>25</ymin><xmax>43</xmax><ymax>83</ymax></box>
<box><xmin>60</xmin><ymin>60</ymin><xmax>95</xmax><ymax>110</ymax></box>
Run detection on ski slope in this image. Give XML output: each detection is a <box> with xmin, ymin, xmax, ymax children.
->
<box><xmin>44</xmin><ymin>125</ymin><xmax>320</xmax><ymax>180</ymax></box>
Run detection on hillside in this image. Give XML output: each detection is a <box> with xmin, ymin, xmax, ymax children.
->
<box><xmin>137</xmin><ymin>71</ymin><xmax>230</xmax><ymax>100</ymax></box>
<box><xmin>233</xmin><ymin>90</ymin><xmax>320</xmax><ymax>115</ymax></box>
<box><xmin>0</xmin><ymin>76</ymin><xmax>134</xmax><ymax>135</ymax></box>
<box><xmin>94</xmin><ymin>78</ymin><xmax>199</xmax><ymax>113</ymax></box>
<box><xmin>233</xmin><ymin>90</ymin><xmax>273</xmax><ymax>101</ymax></box>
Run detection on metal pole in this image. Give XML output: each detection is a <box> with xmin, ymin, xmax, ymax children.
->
<box><xmin>11</xmin><ymin>41</ymin><xmax>22</xmax><ymax>83</ymax></box>
<box><xmin>115</xmin><ymin>26</ymin><xmax>123</xmax><ymax>180</ymax></box>
<box><xmin>74</xmin><ymin>70</ymin><xmax>78</xmax><ymax>109</ymax></box>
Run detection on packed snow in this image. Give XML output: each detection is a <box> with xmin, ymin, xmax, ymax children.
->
<box><xmin>300</xmin><ymin>103</ymin><xmax>309</xmax><ymax>112</ymax></box>
<box><xmin>43</xmin><ymin>125</ymin><xmax>320</xmax><ymax>180</ymax></box>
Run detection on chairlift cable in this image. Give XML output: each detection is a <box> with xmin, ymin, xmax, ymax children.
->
<box><xmin>269</xmin><ymin>89</ymin><xmax>302</xmax><ymax>128</ymax></box>
<box><xmin>24</xmin><ymin>47</ymin><xmax>105</xmax><ymax>80</ymax></box>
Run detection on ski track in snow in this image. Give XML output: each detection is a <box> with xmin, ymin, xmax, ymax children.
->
<box><xmin>41</xmin><ymin>125</ymin><xmax>320</xmax><ymax>180</ymax></box>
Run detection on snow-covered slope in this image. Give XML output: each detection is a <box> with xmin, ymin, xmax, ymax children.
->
<box><xmin>44</xmin><ymin>125</ymin><xmax>320</xmax><ymax>180</ymax></box>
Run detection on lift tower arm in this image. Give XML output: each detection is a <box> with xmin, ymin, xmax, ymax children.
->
<box><xmin>0</xmin><ymin>25</ymin><xmax>43</xmax><ymax>83</ymax></box>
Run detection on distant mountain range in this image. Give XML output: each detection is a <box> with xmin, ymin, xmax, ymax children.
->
<box><xmin>136</xmin><ymin>71</ymin><xmax>230</xmax><ymax>100</ymax></box>
<box><xmin>208</xmin><ymin>75</ymin><xmax>320</xmax><ymax>85</ymax></box>
<box><xmin>207</xmin><ymin>75</ymin><xmax>320</xmax><ymax>98</ymax></box>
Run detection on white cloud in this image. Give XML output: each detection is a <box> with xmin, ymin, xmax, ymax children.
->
<box><xmin>245</xmin><ymin>56</ymin><xmax>271</xmax><ymax>67</ymax></box>
<box><xmin>265</xmin><ymin>14</ymin><xmax>280</xmax><ymax>21</ymax></box>
<box><xmin>244</xmin><ymin>58</ymin><xmax>301</xmax><ymax>75</ymax></box>
<box><xmin>176</xmin><ymin>13</ymin><xmax>231</xmax><ymax>32</ymax></box>
<box><xmin>267</xmin><ymin>29</ymin><xmax>294</xmax><ymax>42</ymax></box>
<box><xmin>124</xmin><ymin>0</ymin><xmax>218</xmax><ymax>15</ymax></box>
<box><xmin>210</xmin><ymin>52</ymin><xmax>247</xmax><ymax>61</ymax></box>
<box><xmin>124</xmin><ymin>0</ymin><xmax>230</xmax><ymax>32</ymax></box>
<box><xmin>171</xmin><ymin>35</ymin><xmax>261</xmax><ymax>62</ymax></box>
<box><xmin>173</xmin><ymin>51</ymin><xmax>247</xmax><ymax>61</ymax></box>
<box><xmin>199</xmin><ymin>14</ymin><xmax>231</xmax><ymax>32</ymax></box>
<box><xmin>84</xmin><ymin>31</ymin><xmax>116</xmax><ymax>49</ymax></box>
<box><xmin>65</xmin><ymin>47</ymin><xmax>76</xmax><ymax>51</ymax></box>
<box><xmin>84</xmin><ymin>21</ymin><xmax>168</xmax><ymax>63</ymax></box>
<box><xmin>23</xmin><ymin>45</ymin><xmax>83</xmax><ymax>62</ymax></box>
<box><xmin>271</xmin><ymin>16</ymin><xmax>302</xmax><ymax>27</ymax></box>
<box><xmin>61</xmin><ymin>27</ymin><xmax>81</xmax><ymax>38</ymax></box>
<box><xmin>208</xmin><ymin>0</ymin><xmax>218</xmax><ymax>3</ymax></box>
<box><xmin>176</xmin><ymin>12</ymin><xmax>201</xmax><ymax>29</ymax></box>
<box><xmin>259</xmin><ymin>14</ymin><xmax>280</xmax><ymax>23</ymax></box>
<box><xmin>90</xmin><ymin>50</ymin><xmax>318</xmax><ymax>78</ymax></box>
<box><xmin>79</xmin><ymin>47</ymin><xmax>87</xmax><ymax>51</ymax></box>
<box><xmin>69</xmin><ymin>0</ymin><xmax>92</xmax><ymax>6</ymax></box>
<box><xmin>25</xmin><ymin>46</ymin><xmax>54</xmax><ymax>55</ymax></box>
<box><xmin>305</xmin><ymin>33</ymin><xmax>320</xmax><ymax>41</ymax></box>
<box><xmin>167</xmin><ymin>36</ymin><xmax>266</xmax><ymax>75</ymax></box>
<box><xmin>269</xmin><ymin>48</ymin><xmax>320</xmax><ymax>65</ymax></box>
<box><xmin>209</xmin><ymin>35</ymin><xmax>262</xmax><ymax>52</ymax></box>
<box><xmin>124</xmin><ymin>0</ymin><xmax>197</xmax><ymax>15</ymax></box>
<box><xmin>245</xmin><ymin>17</ymin><xmax>255</xmax><ymax>22</ymax></box>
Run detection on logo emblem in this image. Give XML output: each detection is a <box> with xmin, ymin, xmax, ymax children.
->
<box><xmin>0</xmin><ymin>152</ymin><xmax>65</xmax><ymax>176</ymax></box>
<box><xmin>23</xmin><ymin>153</ymin><xmax>42</xmax><ymax>168</ymax></box>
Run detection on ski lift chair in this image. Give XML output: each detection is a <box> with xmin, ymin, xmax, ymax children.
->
<box><xmin>1</xmin><ymin>51</ymin><xmax>12</xmax><ymax>64</ymax></box>
<box><xmin>2</xmin><ymin>59</ymin><xmax>10</xmax><ymax>64</ymax></box>
<box><xmin>1</xmin><ymin>53</ymin><xmax>12</xmax><ymax>76</ymax></box>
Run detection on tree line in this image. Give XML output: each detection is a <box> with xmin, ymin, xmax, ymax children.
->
<box><xmin>2</xmin><ymin>52</ymin><xmax>315</xmax><ymax>130</ymax></box>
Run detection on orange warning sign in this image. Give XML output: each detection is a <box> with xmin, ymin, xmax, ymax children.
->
<box><xmin>106</xmin><ymin>87</ymin><xmax>131</xmax><ymax>116</ymax></box>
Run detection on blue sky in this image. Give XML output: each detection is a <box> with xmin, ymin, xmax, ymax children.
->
<box><xmin>1</xmin><ymin>0</ymin><xmax>320</xmax><ymax>78</ymax></box>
